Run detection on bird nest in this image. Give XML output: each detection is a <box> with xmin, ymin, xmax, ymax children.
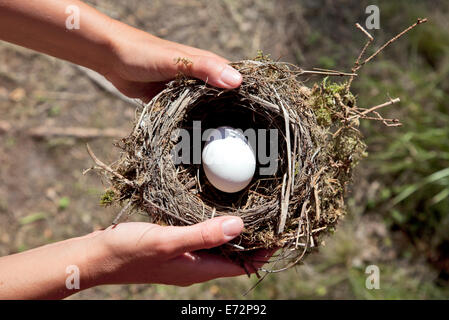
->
<box><xmin>91</xmin><ymin>55</ymin><xmax>374</xmax><ymax>272</ymax></box>
<box><xmin>87</xmin><ymin>20</ymin><xmax>427</xmax><ymax>276</ymax></box>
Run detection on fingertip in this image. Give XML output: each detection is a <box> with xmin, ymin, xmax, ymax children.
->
<box><xmin>187</xmin><ymin>55</ymin><xmax>242</xmax><ymax>89</ymax></box>
<box><xmin>218</xmin><ymin>65</ymin><xmax>243</xmax><ymax>88</ymax></box>
<box><xmin>221</xmin><ymin>216</ymin><xmax>244</xmax><ymax>240</ymax></box>
<box><xmin>161</xmin><ymin>216</ymin><xmax>244</xmax><ymax>257</ymax></box>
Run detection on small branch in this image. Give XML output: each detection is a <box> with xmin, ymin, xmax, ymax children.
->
<box><xmin>112</xmin><ymin>197</ymin><xmax>134</xmax><ymax>225</ymax></box>
<box><xmin>278</xmin><ymin>173</ymin><xmax>289</xmax><ymax>234</ymax></box>
<box><xmin>302</xmin><ymin>70</ymin><xmax>357</xmax><ymax>77</ymax></box>
<box><xmin>355</xmin><ymin>22</ymin><xmax>373</xmax><ymax>41</ymax></box>
<box><xmin>348</xmin><ymin>18</ymin><xmax>427</xmax><ymax>92</ymax></box>
<box><xmin>85</xmin><ymin>143</ymin><xmax>135</xmax><ymax>187</ymax></box>
<box><xmin>348</xmin><ymin>97</ymin><xmax>401</xmax><ymax>120</ymax></box>
<box><xmin>372</xmin><ymin>111</ymin><xmax>402</xmax><ymax>127</ymax></box>
<box><xmin>361</xmin><ymin>115</ymin><xmax>401</xmax><ymax>123</ymax></box>
<box><xmin>273</xmin><ymin>86</ymin><xmax>292</xmax><ymax>234</ymax></box>
<box><xmin>313</xmin><ymin>186</ymin><xmax>321</xmax><ymax>222</ymax></box>
<box><xmin>225</xmin><ymin>242</ymin><xmax>245</xmax><ymax>250</ymax></box>
<box><xmin>295</xmin><ymin>200</ymin><xmax>308</xmax><ymax>249</ymax></box>
<box><xmin>356</xmin><ymin>18</ymin><xmax>428</xmax><ymax>71</ymax></box>
<box><xmin>310</xmin><ymin>168</ymin><xmax>325</xmax><ymax>222</ymax></box>
<box><xmin>347</xmin><ymin>23</ymin><xmax>374</xmax><ymax>90</ymax></box>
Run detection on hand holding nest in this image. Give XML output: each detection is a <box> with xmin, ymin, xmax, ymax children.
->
<box><xmin>0</xmin><ymin>0</ymin><xmax>262</xmax><ymax>300</ymax></box>
<box><xmin>88</xmin><ymin>217</ymin><xmax>270</xmax><ymax>287</ymax></box>
<box><xmin>103</xmin><ymin>24</ymin><xmax>243</xmax><ymax>101</ymax></box>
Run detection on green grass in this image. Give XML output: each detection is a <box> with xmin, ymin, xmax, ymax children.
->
<box><xmin>349</xmin><ymin>2</ymin><xmax>449</xmax><ymax>287</ymax></box>
<box><xmin>58</xmin><ymin>196</ymin><xmax>71</xmax><ymax>210</ymax></box>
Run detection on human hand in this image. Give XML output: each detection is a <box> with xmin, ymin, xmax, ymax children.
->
<box><xmin>102</xmin><ymin>22</ymin><xmax>243</xmax><ymax>102</ymax></box>
<box><xmin>0</xmin><ymin>0</ymin><xmax>241</xmax><ymax>103</ymax></box>
<box><xmin>0</xmin><ymin>215</ymin><xmax>271</xmax><ymax>299</ymax></box>
<box><xmin>87</xmin><ymin>216</ymin><xmax>270</xmax><ymax>287</ymax></box>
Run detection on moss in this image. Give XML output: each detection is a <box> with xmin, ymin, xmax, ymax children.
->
<box><xmin>294</xmin><ymin>161</ymin><xmax>300</xmax><ymax>176</ymax></box>
<box><xmin>335</xmin><ymin>130</ymin><xmax>368</xmax><ymax>165</ymax></box>
<box><xmin>307</xmin><ymin>77</ymin><xmax>369</xmax><ymax>227</ymax></box>
<box><xmin>310</xmin><ymin>78</ymin><xmax>354</xmax><ymax>127</ymax></box>
<box><xmin>100</xmin><ymin>189</ymin><xmax>116</xmax><ymax>206</ymax></box>
<box><xmin>254</xmin><ymin>49</ymin><xmax>271</xmax><ymax>62</ymax></box>
<box><xmin>315</xmin><ymin>107</ymin><xmax>333</xmax><ymax>126</ymax></box>
<box><xmin>326</xmin><ymin>81</ymin><xmax>347</xmax><ymax>95</ymax></box>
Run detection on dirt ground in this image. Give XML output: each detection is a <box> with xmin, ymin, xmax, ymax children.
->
<box><xmin>1</xmin><ymin>0</ymin><xmax>447</xmax><ymax>299</ymax></box>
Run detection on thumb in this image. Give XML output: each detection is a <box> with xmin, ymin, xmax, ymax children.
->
<box><xmin>174</xmin><ymin>55</ymin><xmax>243</xmax><ymax>89</ymax></box>
<box><xmin>159</xmin><ymin>216</ymin><xmax>244</xmax><ymax>258</ymax></box>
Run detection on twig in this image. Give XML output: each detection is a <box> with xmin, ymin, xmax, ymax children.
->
<box><xmin>134</xmin><ymin>89</ymin><xmax>168</xmax><ymax>135</ymax></box>
<box><xmin>295</xmin><ymin>200</ymin><xmax>309</xmax><ymax>249</ymax></box>
<box><xmin>312</xmin><ymin>67</ymin><xmax>355</xmax><ymax>74</ymax></box>
<box><xmin>311</xmin><ymin>168</ymin><xmax>325</xmax><ymax>221</ymax></box>
<box><xmin>356</xmin><ymin>22</ymin><xmax>374</xmax><ymax>41</ymax></box>
<box><xmin>112</xmin><ymin>197</ymin><xmax>134</xmax><ymax>225</ymax></box>
<box><xmin>372</xmin><ymin>111</ymin><xmax>402</xmax><ymax>127</ymax></box>
<box><xmin>302</xmin><ymin>70</ymin><xmax>357</xmax><ymax>77</ymax></box>
<box><xmin>309</xmin><ymin>235</ymin><xmax>316</xmax><ymax>248</ymax></box>
<box><xmin>348</xmin><ymin>97</ymin><xmax>400</xmax><ymax>120</ymax></box>
<box><xmin>347</xmin><ymin>23</ymin><xmax>374</xmax><ymax>90</ymax></box>
<box><xmin>355</xmin><ymin>18</ymin><xmax>428</xmax><ymax>71</ymax></box>
<box><xmin>259</xmin><ymin>207</ymin><xmax>311</xmax><ymax>273</ymax></box>
<box><xmin>226</xmin><ymin>242</ymin><xmax>245</xmax><ymax>250</ymax></box>
<box><xmin>273</xmin><ymin>87</ymin><xmax>292</xmax><ymax>234</ymax></box>
<box><xmin>313</xmin><ymin>186</ymin><xmax>321</xmax><ymax>221</ymax></box>
<box><xmin>278</xmin><ymin>173</ymin><xmax>288</xmax><ymax>234</ymax></box>
<box><xmin>196</xmin><ymin>168</ymin><xmax>202</xmax><ymax>193</ymax></box>
<box><xmin>361</xmin><ymin>114</ymin><xmax>401</xmax><ymax>124</ymax></box>
<box><xmin>85</xmin><ymin>143</ymin><xmax>134</xmax><ymax>187</ymax></box>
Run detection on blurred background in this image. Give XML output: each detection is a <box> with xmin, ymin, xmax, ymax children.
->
<box><xmin>0</xmin><ymin>0</ymin><xmax>448</xmax><ymax>299</ymax></box>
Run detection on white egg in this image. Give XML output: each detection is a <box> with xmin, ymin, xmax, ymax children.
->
<box><xmin>202</xmin><ymin>126</ymin><xmax>256</xmax><ymax>193</ymax></box>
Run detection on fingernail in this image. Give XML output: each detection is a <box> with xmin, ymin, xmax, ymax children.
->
<box><xmin>222</xmin><ymin>218</ymin><xmax>243</xmax><ymax>238</ymax></box>
<box><xmin>220</xmin><ymin>66</ymin><xmax>242</xmax><ymax>87</ymax></box>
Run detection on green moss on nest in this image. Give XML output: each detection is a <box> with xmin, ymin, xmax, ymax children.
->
<box><xmin>307</xmin><ymin>77</ymin><xmax>368</xmax><ymax>225</ymax></box>
<box><xmin>100</xmin><ymin>189</ymin><xmax>116</xmax><ymax>206</ymax></box>
<box><xmin>254</xmin><ymin>49</ymin><xmax>271</xmax><ymax>62</ymax></box>
<box><xmin>315</xmin><ymin>107</ymin><xmax>333</xmax><ymax>127</ymax></box>
<box><xmin>335</xmin><ymin>129</ymin><xmax>368</xmax><ymax>165</ymax></box>
<box><xmin>310</xmin><ymin>77</ymin><xmax>355</xmax><ymax>126</ymax></box>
